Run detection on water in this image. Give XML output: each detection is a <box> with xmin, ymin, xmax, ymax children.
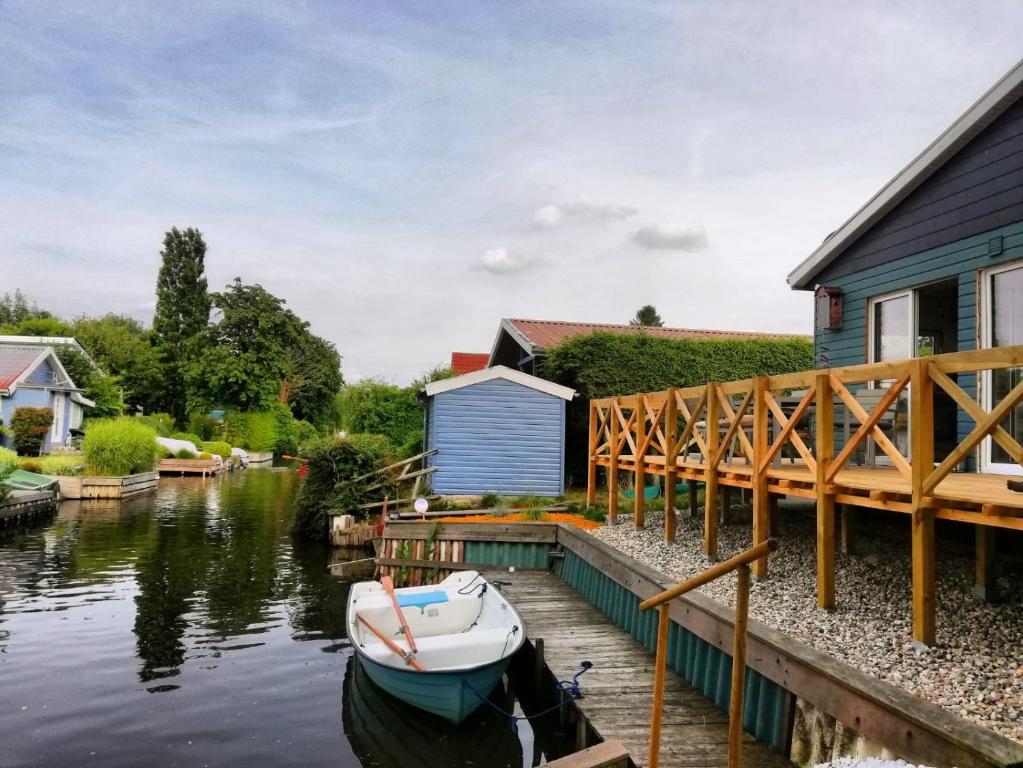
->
<box><xmin>0</xmin><ymin>470</ymin><xmax>549</xmax><ymax>768</ymax></box>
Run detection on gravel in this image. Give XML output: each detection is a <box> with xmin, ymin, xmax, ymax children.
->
<box><xmin>593</xmin><ymin>504</ymin><xmax>1023</xmax><ymax>744</ymax></box>
<box><xmin>814</xmin><ymin>761</ymin><xmax>933</xmax><ymax>768</ymax></box>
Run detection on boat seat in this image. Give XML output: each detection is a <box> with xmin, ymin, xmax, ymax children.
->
<box><xmin>396</xmin><ymin>591</ymin><xmax>449</xmax><ymax>609</ymax></box>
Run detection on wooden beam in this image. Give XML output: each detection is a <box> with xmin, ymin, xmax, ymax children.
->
<box><xmin>634</xmin><ymin>394</ymin><xmax>646</xmax><ymax>528</ymax></box>
<box><xmin>840</xmin><ymin>505</ymin><xmax>857</xmax><ymax>556</ymax></box>
<box><xmin>816</xmin><ymin>372</ymin><xmax>835</xmax><ymax>609</ymax></box>
<box><xmin>910</xmin><ymin>358</ymin><xmax>936</xmax><ymax>645</ymax></box>
<box><xmin>830</xmin><ymin>375</ymin><xmax>912</xmax><ymax>480</ymax></box>
<box><xmin>758</xmin><ymin>385</ymin><xmax>816</xmax><ymax>473</ymax></box>
<box><xmin>609</xmin><ymin>400</ymin><xmax>620</xmax><ymax>524</ymax></box>
<box><xmin>704</xmin><ymin>383</ymin><xmax>719</xmax><ymax>558</ymax></box>
<box><xmin>929</xmin><ymin>364</ymin><xmax>1023</xmax><ymax>465</ymax></box>
<box><xmin>587</xmin><ymin>399</ymin><xmax>598</xmax><ymax>508</ymax></box>
<box><xmin>826</xmin><ymin>373</ymin><xmax>909</xmax><ymax>483</ymax></box>
<box><xmin>728</xmin><ymin>564</ymin><xmax>751</xmax><ymax>768</ymax></box>
<box><xmin>688</xmin><ymin>479</ymin><xmax>698</xmax><ymax>518</ymax></box>
<box><xmin>664</xmin><ymin>388</ymin><xmax>678</xmax><ymax>542</ymax></box>
<box><xmin>975</xmin><ymin>527</ymin><xmax>996</xmax><ymax>602</ymax></box>
<box><xmin>752</xmin><ymin>376</ymin><xmax>770</xmax><ymax>579</ymax></box>
<box><xmin>647</xmin><ymin>603</ymin><xmax>670</xmax><ymax>768</ymax></box>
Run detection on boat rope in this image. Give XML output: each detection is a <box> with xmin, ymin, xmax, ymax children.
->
<box><xmin>463</xmin><ymin>660</ymin><xmax>593</xmax><ymax>726</ymax></box>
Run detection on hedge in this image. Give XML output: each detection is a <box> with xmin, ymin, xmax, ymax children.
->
<box><xmin>10</xmin><ymin>407</ymin><xmax>54</xmax><ymax>455</ymax></box>
<box><xmin>543</xmin><ymin>332</ymin><xmax>814</xmax><ymax>483</ymax></box>
<box><xmin>224</xmin><ymin>410</ymin><xmax>277</xmax><ymax>452</ymax></box>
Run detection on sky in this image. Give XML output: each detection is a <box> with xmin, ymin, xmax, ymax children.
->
<box><xmin>1</xmin><ymin>2</ymin><xmax>1021</xmax><ymax>383</ymax></box>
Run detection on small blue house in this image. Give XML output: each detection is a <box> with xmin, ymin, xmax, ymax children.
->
<box><xmin>0</xmin><ymin>343</ymin><xmax>94</xmax><ymax>453</ymax></box>
<box><xmin>422</xmin><ymin>366</ymin><xmax>576</xmax><ymax>497</ymax></box>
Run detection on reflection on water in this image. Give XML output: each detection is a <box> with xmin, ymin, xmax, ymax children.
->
<box><xmin>0</xmin><ymin>470</ymin><xmax>534</xmax><ymax>768</ymax></box>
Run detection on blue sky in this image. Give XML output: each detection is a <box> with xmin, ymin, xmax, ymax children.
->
<box><xmin>2</xmin><ymin>2</ymin><xmax>1021</xmax><ymax>381</ymax></box>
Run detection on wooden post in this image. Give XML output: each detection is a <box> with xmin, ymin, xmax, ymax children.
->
<box><xmin>728</xmin><ymin>564</ymin><xmax>751</xmax><ymax>768</ymax></box>
<box><xmin>534</xmin><ymin>637</ymin><xmax>546</xmax><ymax>693</ymax></box>
<box><xmin>975</xmin><ymin>527</ymin><xmax>996</xmax><ymax>601</ymax></box>
<box><xmin>688</xmin><ymin>480</ymin><xmax>698</xmax><ymax>518</ymax></box>
<box><xmin>664</xmin><ymin>388</ymin><xmax>678</xmax><ymax>542</ymax></box>
<box><xmin>815</xmin><ymin>373</ymin><xmax>835</xmax><ymax>609</ymax></box>
<box><xmin>839</xmin><ymin>505</ymin><xmax>857</xmax><ymax>555</ymax></box>
<box><xmin>586</xmin><ymin>400</ymin><xmax>598</xmax><ymax>508</ymax></box>
<box><xmin>752</xmin><ymin>377</ymin><xmax>769</xmax><ymax>579</ymax></box>
<box><xmin>720</xmin><ymin>485</ymin><xmax>732</xmax><ymax>525</ymax></box>
<box><xmin>635</xmin><ymin>395</ymin><xmax>646</xmax><ymax>528</ymax></box>
<box><xmin>648</xmin><ymin>603</ymin><xmax>670</xmax><ymax>768</ymax></box>
<box><xmin>767</xmin><ymin>493</ymin><xmax>779</xmax><ymax>537</ymax></box>
<box><xmin>704</xmin><ymin>383</ymin><xmax>720</xmax><ymax>558</ymax></box>
<box><xmin>910</xmin><ymin>358</ymin><xmax>936</xmax><ymax>645</ymax></box>
<box><xmin>609</xmin><ymin>401</ymin><xmax>620</xmax><ymax>524</ymax></box>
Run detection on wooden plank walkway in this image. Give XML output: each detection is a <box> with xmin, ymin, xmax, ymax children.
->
<box><xmin>496</xmin><ymin>569</ymin><xmax>791</xmax><ymax>768</ymax></box>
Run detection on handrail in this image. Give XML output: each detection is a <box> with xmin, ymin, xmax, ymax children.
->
<box><xmin>638</xmin><ymin>539</ymin><xmax>778</xmax><ymax>611</ymax></box>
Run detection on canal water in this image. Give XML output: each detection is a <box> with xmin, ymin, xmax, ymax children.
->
<box><xmin>0</xmin><ymin>469</ymin><xmax>557</xmax><ymax>768</ymax></box>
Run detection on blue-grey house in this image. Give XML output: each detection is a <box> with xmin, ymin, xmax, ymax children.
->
<box><xmin>788</xmin><ymin>58</ymin><xmax>1023</xmax><ymax>472</ymax></box>
<box><xmin>422</xmin><ymin>366</ymin><xmax>576</xmax><ymax>497</ymax></box>
<box><xmin>0</xmin><ymin>343</ymin><xmax>93</xmax><ymax>453</ymax></box>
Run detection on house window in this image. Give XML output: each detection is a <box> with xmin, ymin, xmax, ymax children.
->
<box><xmin>981</xmin><ymin>260</ymin><xmax>1023</xmax><ymax>473</ymax></box>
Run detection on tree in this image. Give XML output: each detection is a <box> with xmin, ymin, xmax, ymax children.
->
<box><xmin>0</xmin><ymin>289</ymin><xmax>50</xmax><ymax>327</ymax></box>
<box><xmin>280</xmin><ymin>333</ymin><xmax>343</xmax><ymax>429</ymax></box>
<box><xmin>152</xmin><ymin>227</ymin><xmax>212</xmax><ymax>421</ymax></box>
<box><xmin>630</xmin><ymin>305</ymin><xmax>664</xmax><ymax>327</ymax></box>
<box><xmin>72</xmin><ymin>315</ymin><xmax>164</xmax><ymax>413</ymax></box>
<box><xmin>336</xmin><ymin>379</ymin><xmax>422</xmax><ymax>454</ymax></box>
<box><xmin>55</xmin><ymin>347</ymin><xmax>125</xmax><ymax>418</ymax></box>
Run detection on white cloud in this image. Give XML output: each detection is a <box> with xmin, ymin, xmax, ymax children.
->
<box><xmin>476</xmin><ymin>246</ymin><xmax>540</xmax><ymax>274</ymax></box>
<box><xmin>532</xmin><ymin>198</ymin><xmax>637</xmax><ymax>228</ymax></box>
<box><xmin>630</xmin><ymin>222</ymin><xmax>708</xmax><ymax>251</ymax></box>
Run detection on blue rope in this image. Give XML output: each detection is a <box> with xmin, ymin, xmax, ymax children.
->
<box><xmin>464</xmin><ymin>660</ymin><xmax>593</xmax><ymax>726</ymax></box>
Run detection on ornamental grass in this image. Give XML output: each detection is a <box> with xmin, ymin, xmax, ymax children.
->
<box><xmin>83</xmin><ymin>418</ymin><xmax>159</xmax><ymax>476</ymax></box>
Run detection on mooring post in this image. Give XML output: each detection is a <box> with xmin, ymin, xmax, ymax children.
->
<box><xmin>533</xmin><ymin>637</ymin><xmax>545</xmax><ymax>694</ymax></box>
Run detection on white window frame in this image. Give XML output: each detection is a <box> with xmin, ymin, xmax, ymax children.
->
<box><xmin>980</xmin><ymin>259</ymin><xmax>1023</xmax><ymax>474</ymax></box>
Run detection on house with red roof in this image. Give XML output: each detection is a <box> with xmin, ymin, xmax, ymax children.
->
<box><xmin>0</xmin><ymin>342</ymin><xmax>94</xmax><ymax>453</ymax></box>
<box><xmin>488</xmin><ymin>318</ymin><xmax>810</xmax><ymax>375</ymax></box>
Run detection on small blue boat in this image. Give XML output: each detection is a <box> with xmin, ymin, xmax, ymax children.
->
<box><xmin>347</xmin><ymin>571</ymin><xmax>526</xmax><ymax>724</ymax></box>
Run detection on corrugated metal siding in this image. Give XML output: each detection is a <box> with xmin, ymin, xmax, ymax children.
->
<box><xmin>559</xmin><ymin>550</ymin><xmax>791</xmax><ymax>750</ymax></box>
<box><xmin>816</xmin><ymin>96</ymin><xmax>1023</xmax><ymax>283</ymax></box>
<box><xmin>464</xmin><ymin>541</ymin><xmax>552</xmax><ymax>569</ymax></box>
<box><xmin>426</xmin><ymin>377</ymin><xmax>566</xmax><ymax>496</ymax></box>
<box><xmin>814</xmin><ymin>218</ymin><xmax>1023</xmax><ymax>458</ymax></box>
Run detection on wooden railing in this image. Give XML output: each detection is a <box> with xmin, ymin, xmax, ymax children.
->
<box><xmin>586</xmin><ymin>345</ymin><xmax>1023</xmax><ymax>644</ymax></box>
<box><xmin>639</xmin><ymin>540</ymin><xmax>777</xmax><ymax>768</ymax></box>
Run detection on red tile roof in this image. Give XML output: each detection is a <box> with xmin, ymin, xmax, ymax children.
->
<box><xmin>506</xmin><ymin>319</ymin><xmax>811</xmax><ymax>352</ymax></box>
<box><xmin>0</xmin><ymin>346</ymin><xmax>45</xmax><ymax>391</ymax></box>
<box><xmin>450</xmin><ymin>352</ymin><xmax>490</xmax><ymax>375</ymax></box>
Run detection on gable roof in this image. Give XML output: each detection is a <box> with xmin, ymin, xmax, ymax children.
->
<box><xmin>450</xmin><ymin>352</ymin><xmax>490</xmax><ymax>375</ymax></box>
<box><xmin>423</xmin><ymin>365</ymin><xmax>576</xmax><ymax>400</ymax></box>
<box><xmin>0</xmin><ymin>344</ymin><xmax>77</xmax><ymax>394</ymax></box>
<box><xmin>490</xmin><ymin>318</ymin><xmax>810</xmax><ymax>362</ymax></box>
<box><xmin>788</xmin><ymin>58</ymin><xmax>1023</xmax><ymax>290</ymax></box>
<box><xmin>0</xmin><ymin>335</ymin><xmax>92</xmax><ymax>362</ymax></box>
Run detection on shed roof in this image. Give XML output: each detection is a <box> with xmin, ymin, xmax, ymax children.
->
<box><xmin>0</xmin><ymin>343</ymin><xmax>78</xmax><ymax>395</ymax></box>
<box><xmin>788</xmin><ymin>57</ymin><xmax>1023</xmax><ymax>290</ymax></box>
<box><xmin>423</xmin><ymin>365</ymin><xmax>576</xmax><ymax>400</ymax></box>
<box><xmin>492</xmin><ymin>318</ymin><xmax>809</xmax><ymax>362</ymax></box>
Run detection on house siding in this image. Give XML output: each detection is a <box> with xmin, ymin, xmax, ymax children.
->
<box><xmin>0</xmin><ymin>387</ymin><xmax>69</xmax><ymax>452</ymax></box>
<box><xmin>23</xmin><ymin>358</ymin><xmax>55</xmax><ymax>386</ymax></box>
<box><xmin>426</xmin><ymin>377</ymin><xmax>566</xmax><ymax>496</ymax></box>
<box><xmin>816</xmin><ymin>97</ymin><xmax>1023</xmax><ymax>284</ymax></box>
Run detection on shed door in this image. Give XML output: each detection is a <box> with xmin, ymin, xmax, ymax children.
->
<box><xmin>51</xmin><ymin>393</ymin><xmax>65</xmax><ymax>446</ymax></box>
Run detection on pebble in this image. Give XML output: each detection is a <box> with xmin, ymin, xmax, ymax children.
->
<box><xmin>594</xmin><ymin>508</ymin><xmax>1023</xmax><ymax>744</ymax></box>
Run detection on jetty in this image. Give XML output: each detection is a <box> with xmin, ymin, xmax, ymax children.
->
<box><xmin>0</xmin><ymin>489</ymin><xmax>58</xmax><ymax>530</ymax></box>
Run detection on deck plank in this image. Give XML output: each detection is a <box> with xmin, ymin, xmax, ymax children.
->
<box><xmin>494</xmin><ymin>570</ymin><xmax>791</xmax><ymax>768</ymax></box>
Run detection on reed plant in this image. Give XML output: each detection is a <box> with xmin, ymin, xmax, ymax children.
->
<box><xmin>36</xmin><ymin>456</ymin><xmax>84</xmax><ymax>476</ymax></box>
<box><xmin>83</xmin><ymin>418</ymin><xmax>159</xmax><ymax>476</ymax></box>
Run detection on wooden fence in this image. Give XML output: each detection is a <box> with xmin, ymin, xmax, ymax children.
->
<box><xmin>586</xmin><ymin>345</ymin><xmax>1023</xmax><ymax>644</ymax></box>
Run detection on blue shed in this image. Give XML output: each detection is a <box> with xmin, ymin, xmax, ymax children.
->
<box><xmin>422</xmin><ymin>366</ymin><xmax>576</xmax><ymax>497</ymax></box>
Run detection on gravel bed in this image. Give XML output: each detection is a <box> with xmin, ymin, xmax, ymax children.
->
<box><xmin>592</xmin><ymin>506</ymin><xmax>1023</xmax><ymax>744</ymax></box>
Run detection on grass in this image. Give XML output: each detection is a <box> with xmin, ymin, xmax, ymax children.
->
<box><xmin>84</xmin><ymin>418</ymin><xmax>160</xmax><ymax>476</ymax></box>
<box><xmin>36</xmin><ymin>456</ymin><xmax>84</xmax><ymax>476</ymax></box>
<box><xmin>0</xmin><ymin>447</ymin><xmax>18</xmax><ymax>468</ymax></box>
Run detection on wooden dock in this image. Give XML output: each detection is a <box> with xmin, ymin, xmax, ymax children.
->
<box><xmin>0</xmin><ymin>490</ymin><xmax>57</xmax><ymax>529</ymax></box>
<box><xmin>497</xmin><ymin>569</ymin><xmax>791</xmax><ymax>768</ymax></box>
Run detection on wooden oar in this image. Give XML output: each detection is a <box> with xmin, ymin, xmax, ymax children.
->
<box><xmin>355</xmin><ymin>613</ymin><xmax>425</xmax><ymax>671</ymax></box>
<box><xmin>380</xmin><ymin>576</ymin><xmax>419</xmax><ymax>654</ymax></box>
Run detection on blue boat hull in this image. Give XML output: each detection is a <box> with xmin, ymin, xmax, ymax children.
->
<box><xmin>354</xmin><ymin>651</ymin><xmax>511</xmax><ymax>724</ymax></box>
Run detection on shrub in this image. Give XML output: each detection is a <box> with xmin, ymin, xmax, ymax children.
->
<box><xmin>336</xmin><ymin>379</ymin><xmax>422</xmax><ymax>452</ymax></box>
<box><xmin>0</xmin><ymin>466</ymin><xmax>10</xmax><ymax>503</ymax></box>
<box><xmin>520</xmin><ymin>507</ymin><xmax>548</xmax><ymax>522</ymax></box>
<box><xmin>201</xmin><ymin>441</ymin><xmax>232</xmax><ymax>459</ymax></box>
<box><xmin>272</xmin><ymin>403</ymin><xmax>297</xmax><ymax>455</ymax></box>
<box><xmin>544</xmin><ymin>332</ymin><xmax>815</xmax><ymax>481</ymax></box>
<box><xmin>83</xmin><ymin>418</ymin><xmax>159</xmax><ymax>475</ymax></box>
<box><xmin>136</xmin><ymin>413</ymin><xmax>175</xmax><ymax>437</ymax></box>
<box><xmin>37</xmin><ymin>456</ymin><xmax>83</xmax><ymax>476</ymax></box>
<box><xmin>188</xmin><ymin>413</ymin><xmax>221</xmax><ymax>441</ymax></box>
<box><xmin>292</xmin><ymin>434</ymin><xmax>393</xmax><ymax>541</ymax></box>
<box><xmin>19</xmin><ymin>458</ymin><xmax>43</xmax><ymax>473</ymax></box>
<box><xmin>292</xmin><ymin>419</ymin><xmax>319</xmax><ymax>453</ymax></box>
<box><xmin>198</xmin><ymin>452</ymin><xmax>212</xmax><ymax>460</ymax></box>
<box><xmin>175</xmin><ymin>447</ymin><xmax>197</xmax><ymax>459</ymax></box>
<box><xmin>224</xmin><ymin>410</ymin><xmax>277</xmax><ymax>452</ymax></box>
<box><xmin>10</xmin><ymin>407</ymin><xmax>53</xmax><ymax>455</ymax></box>
<box><xmin>171</xmin><ymin>431</ymin><xmax>204</xmax><ymax>446</ymax></box>
<box><xmin>156</xmin><ymin>444</ymin><xmax>173</xmax><ymax>459</ymax></box>
<box><xmin>480</xmin><ymin>491</ymin><xmax>500</xmax><ymax>509</ymax></box>
<box><xmin>0</xmin><ymin>447</ymin><xmax>18</xmax><ymax>468</ymax></box>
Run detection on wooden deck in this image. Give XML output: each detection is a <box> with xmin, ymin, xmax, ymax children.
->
<box><xmin>497</xmin><ymin>569</ymin><xmax>791</xmax><ymax>768</ymax></box>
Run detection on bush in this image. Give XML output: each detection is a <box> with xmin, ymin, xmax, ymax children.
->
<box><xmin>480</xmin><ymin>491</ymin><xmax>500</xmax><ymax>509</ymax></box>
<box><xmin>337</xmin><ymin>380</ymin><xmax>422</xmax><ymax>452</ymax></box>
<box><xmin>543</xmin><ymin>332</ymin><xmax>815</xmax><ymax>481</ymax></box>
<box><xmin>83</xmin><ymin>418</ymin><xmax>159</xmax><ymax>475</ymax></box>
<box><xmin>292</xmin><ymin>419</ymin><xmax>319</xmax><ymax>453</ymax></box>
<box><xmin>272</xmin><ymin>402</ymin><xmax>297</xmax><ymax>455</ymax></box>
<box><xmin>188</xmin><ymin>413</ymin><xmax>221</xmax><ymax>441</ymax></box>
<box><xmin>171</xmin><ymin>431</ymin><xmax>204</xmax><ymax>446</ymax></box>
<box><xmin>175</xmin><ymin>447</ymin><xmax>197</xmax><ymax>459</ymax></box>
<box><xmin>224</xmin><ymin>410</ymin><xmax>277</xmax><ymax>452</ymax></box>
<box><xmin>36</xmin><ymin>456</ymin><xmax>83</xmax><ymax>476</ymax></box>
<box><xmin>19</xmin><ymin>458</ymin><xmax>43</xmax><ymax>473</ymax></box>
<box><xmin>292</xmin><ymin>434</ymin><xmax>393</xmax><ymax>541</ymax></box>
<box><xmin>201</xmin><ymin>441</ymin><xmax>232</xmax><ymax>459</ymax></box>
<box><xmin>136</xmin><ymin>413</ymin><xmax>175</xmax><ymax>437</ymax></box>
<box><xmin>10</xmin><ymin>407</ymin><xmax>53</xmax><ymax>455</ymax></box>
<box><xmin>0</xmin><ymin>447</ymin><xmax>18</xmax><ymax>468</ymax></box>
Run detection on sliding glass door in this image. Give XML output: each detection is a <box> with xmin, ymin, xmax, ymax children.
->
<box><xmin>982</xmin><ymin>262</ymin><xmax>1023</xmax><ymax>474</ymax></box>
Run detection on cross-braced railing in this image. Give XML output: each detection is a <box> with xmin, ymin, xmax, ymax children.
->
<box><xmin>586</xmin><ymin>345</ymin><xmax>1023</xmax><ymax>644</ymax></box>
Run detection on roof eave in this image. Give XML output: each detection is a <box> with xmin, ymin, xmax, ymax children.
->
<box><xmin>788</xmin><ymin>57</ymin><xmax>1023</xmax><ymax>291</ymax></box>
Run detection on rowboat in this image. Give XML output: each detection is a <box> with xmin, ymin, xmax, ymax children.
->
<box><xmin>347</xmin><ymin>570</ymin><xmax>526</xmax><ymax>723</ymax></box>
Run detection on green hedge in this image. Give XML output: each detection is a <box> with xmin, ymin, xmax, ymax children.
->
<box><xmin>84</xmin><ymin>418</ymin><xmax>159</xmax><ymax>475</ymax></box>
<box><xmin>201</xmin><ymin>441</ymin><xmax>232</xmax><ymax>459</ymax></box>
<box><xmin>11</xmin><ymin>407</ymin><xmax>54</xmax><ymax>455</ymax></box>
<box><xmin>224</xmin><ymin>410</ymin><xmax>277</xmax><ymax>452</ymax></box>
<box><xmin>543</xmin><ymin>332</ymin><xmax>814</xmax><ymax>483</ymax></box>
